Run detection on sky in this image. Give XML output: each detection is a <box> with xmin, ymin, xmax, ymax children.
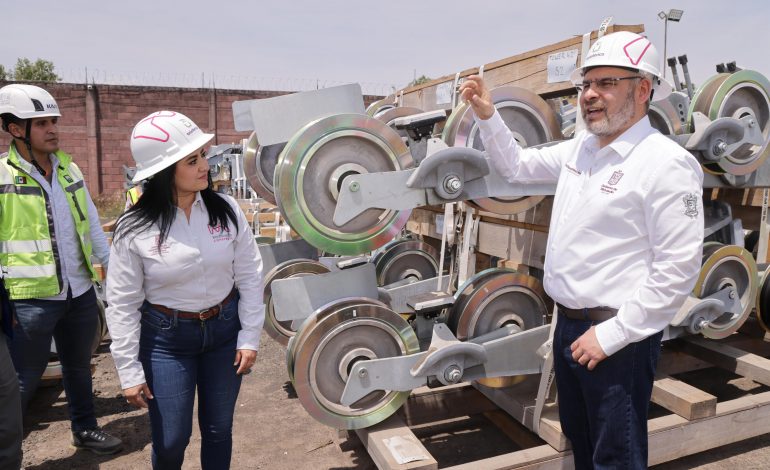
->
<box><xmin>4</xmin><ymin>1</ymin><xmax>769</xmax><ymax>96</ymax></box>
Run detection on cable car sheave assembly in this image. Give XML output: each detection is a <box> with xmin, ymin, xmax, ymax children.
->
<box><xmin>233</xmin><ymin>53</ymin><xmax>770</xmax><ymax>432</ymax></box>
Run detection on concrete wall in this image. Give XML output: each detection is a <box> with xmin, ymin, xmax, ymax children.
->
<box><xmin>0</xmin><ymin>81</ymin><xmax>381</xmax><ymax>195</ymax></box>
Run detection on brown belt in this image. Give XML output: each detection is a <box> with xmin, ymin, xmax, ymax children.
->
<box><xmin>149</xmin><ymin>288</ymin><xmax>237</xmax><ymax>321</ymax></box>
<box><xmin>557</xmin><ymin>303</ymin><xmax>618</xmax><ymax>322</ymax></box>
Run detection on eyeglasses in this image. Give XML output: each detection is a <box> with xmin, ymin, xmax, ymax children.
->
<box><xmin>575</xmin><ymin>76</ymin><xmax>643</xmax><ymax>93</ymax></box>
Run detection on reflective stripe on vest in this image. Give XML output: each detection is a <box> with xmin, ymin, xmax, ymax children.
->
<box><xmin>0</xmin><ymin>240</ymin><xmax>53</xmax><ymax>253</ymax></box>
<box><xmin>4</xmin><ymin>264</ymin><xmax>57</xmax><ymax>278</ymax></box>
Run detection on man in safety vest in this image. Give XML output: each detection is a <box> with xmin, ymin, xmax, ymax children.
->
<box><xmin>0</xmin><ymin>84</ymin><xmax>122</xmax><ymax>455</ymax></box>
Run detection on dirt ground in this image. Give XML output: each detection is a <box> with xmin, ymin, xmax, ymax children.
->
<box><xmin>19</xmin><ymin>331</ymin><xmax>770</xmax><ymax>470</ymax></box>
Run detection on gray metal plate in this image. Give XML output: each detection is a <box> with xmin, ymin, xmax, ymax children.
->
<box><xmin>271</xmin><ymin>263</ymin><xmax>379</xmax><ymax>321</ymax></box>
<box><xmin>258</xmin><ymin>239</ymin><xmax>319</xmax><ymax>274</ymax></box>
<box><xmin>232</xmin><ymin>84</ymin><xmax>365</xmax><ymax>144</ymax></box>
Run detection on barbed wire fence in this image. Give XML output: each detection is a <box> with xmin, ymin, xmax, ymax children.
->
<box><xmin>58</xmin><ymin>67</ymin><xmax>400</xmax><ymax>96</ymax></box>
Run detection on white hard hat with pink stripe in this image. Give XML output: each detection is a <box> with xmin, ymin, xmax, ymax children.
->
<box><xmin>129</xmin><ymin>111</ymin><xmax>214</xmax><ymax>182</ymax></box>
<box><xmin>570</xmin><ymin>31</ymin><xmax>673</xmax><ymax>102</ymax></box>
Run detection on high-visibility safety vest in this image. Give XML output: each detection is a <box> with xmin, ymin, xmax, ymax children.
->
<box><xmin>0</xmin><ymin>143</ymin><xmax>97</xmax><ymax>300</ymax></box>
<box><xmin>125</xmin><ymin>185</ymin><xmax>142</xmax><ymax>208</ymax></box>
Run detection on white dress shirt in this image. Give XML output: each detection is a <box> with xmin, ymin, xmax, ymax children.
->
<box><xmin>477</xmin><ymin>111</ymin><xmax>704</xmax><ymax>356</ymax></box>
<box><xmin>105</xmin><ymin>192</ymin><xmax>264</xmax><ymax>389</ymax></box>
<box><xmin>20</xmin><ymin>154</ymin><xmax>110</xmax><ymax>300</ymax></box>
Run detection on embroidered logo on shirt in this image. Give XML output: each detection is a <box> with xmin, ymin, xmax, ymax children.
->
<box><xmin>683</xmin><ymin>193</ymin><xmax>699</xmax><ymax>219</ymax></box>
<box><xmin>149</xmin><ymin>236</ymin><xmax>172</xmax><ymax>256</ymax></box>
<box><xmin>565</xmin><ymin>163</ymin><xmax>582</xmax><ymax>175</ymax></box>
<box><xmin>63</xmin><ymin>175</ymin><xmax>73</xmax><ymax>183</ymax></box>
<box><xmin>14</xmin><ymin>176</ymin><xmax>26</xmax><ymax>184</ymax></box>
<box><xmin>600</xmin><ymin>170</ymin><xmax>624</xmax><ymax>194</ymax></box>
<box><xmin>208</xmin><ymin>224</ymin><xmax>232</xmax><ymax>243</ymax></box>
<box><xmin>607</xmin><ymin>170</ymin><xmax>624</xmax><ymax>185</ymax></box>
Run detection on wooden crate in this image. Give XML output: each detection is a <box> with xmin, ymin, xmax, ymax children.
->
<box><xmin>343</xmin><ymin>323</ymin><xmax>770</xmax><ymax>469</ymax></box>
<box><xmin>397</xmin><ymin>24</ymin><xmax>644</xmax><ymax>113</ymax></box>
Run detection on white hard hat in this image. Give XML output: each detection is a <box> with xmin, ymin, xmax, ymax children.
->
<box><xmin>129</xmin><ymin>111</ymin><xmax>214</xmax><ymax>182</ymax></box>
<box><xmin>0</xmin><ymin>84</ymin><xmax>61</xmax><ymax>127</ymax></box>
<box><xmin>570</xmin><ymin>31</ymin><xmax>672</xmax><ymax>102</ymax></box>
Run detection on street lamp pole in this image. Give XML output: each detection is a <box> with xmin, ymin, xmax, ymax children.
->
<box><xmin>658</xmin><ymin>9</ymin><xmax>684</xmax><ymax>80</ymax></box>
<box><xmin>663</xmin><ymin>18</ymin><xmax>668</xmax><ymax>78</ymax></box>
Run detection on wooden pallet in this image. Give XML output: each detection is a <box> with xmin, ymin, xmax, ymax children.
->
<box><xmin>345</xmin><ymin>326</ymin><xmax>770</xmax><ymax>469</ymax></box>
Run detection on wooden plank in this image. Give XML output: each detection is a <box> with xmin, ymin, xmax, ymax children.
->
<box><xmin>398</xmin><ymin>383</ymin><xmax>500</xmax><ymax>427</ymax></box>
<box><xmin>656</xmin><ymin>349</ymin><xmax>714</xmax><ymax>376</ymax></box>
<box><xmin>483</xmin><ymin>410</ymin><xmax>545</xmax><ymax>449</ymax></box>
<box><xmin>474</xmin><ymin>380</ymin><xmax>570</xmax><ymax>451</ymax></box>
<box><xmin>651</xmin><ymin>375</ymin><xmax>717</xmax><ymax>420</ymax></box>
<box><xmin>444</xmin><ymin>392</ymin><xmax>770</xmax><ymax>469</ymax></box>
<box><xmin>648</xmin><ymin>391</ymin><xmax>770</xmax><ymax>465</ymax></box>
<box><xmin>354</xmin><ymin>414</ymin><xmax>438</xmax><ymax>470</ymax></box>
<box><xmin>443</xmin><ymin>444</ymin><xmax>571</xmax><ymax>470</ymax></box>
<box><xmin>676</xmin><ymin>336</ymin><xmax>770</xmax><ymax>387</ymax></box>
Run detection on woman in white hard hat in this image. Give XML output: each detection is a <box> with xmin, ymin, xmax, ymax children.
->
<box><xmin>105</xmin><ymin>111</ymin><xmax>264</xmax><ymax>470</ymax></box>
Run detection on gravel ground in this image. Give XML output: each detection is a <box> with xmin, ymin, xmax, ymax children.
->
<box><xmin>18</xmin><ymin>331</ymin><xmax>770</xmax><ymax>469</ymax></box>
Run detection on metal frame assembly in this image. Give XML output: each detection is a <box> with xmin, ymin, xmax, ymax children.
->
<box><xmin>212</xmin><ymin>22</ymin><xmax>770</xmax><ymax>469</ymax></box>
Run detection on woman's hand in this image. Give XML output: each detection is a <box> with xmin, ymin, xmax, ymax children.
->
<box><xmin>234</xmin><ymin>349</ymin><xmax>258</xmax><ymax>375</ymax></box>
<box><xmin>459</xmin><ymin>75</ymin><xmax>495</xmax><ymax>120</ymax></box>
<box><xmin>124</xmin><ymin>383</ymin><xmax>154</xmax><ymax>408</ymax></box>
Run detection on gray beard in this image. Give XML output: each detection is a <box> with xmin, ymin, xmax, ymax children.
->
<box><xmin>584</xmin><ymin>87</ymin><xmax>636</xmax><ymax>137</ymax></box>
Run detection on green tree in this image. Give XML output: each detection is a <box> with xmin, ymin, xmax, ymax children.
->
<box><xmin>408</xmin><ymin>75</ymin><xmax>432</xmax><ymax>87</ymax></box>
<box><xmin>0</xmin><ymin>64</ymin><xmax>7</xmax><ymax>80</ymax></box>
<box><xmin>12</xmin><ymin>58</ymin><xmax>60</xmax><ymax>82</ymax></box>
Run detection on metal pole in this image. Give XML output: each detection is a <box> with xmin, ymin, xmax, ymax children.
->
<box><xmin>663</xmin><ymin>16</ymin><xmax>668</xmax><ymax>79</ymax></box>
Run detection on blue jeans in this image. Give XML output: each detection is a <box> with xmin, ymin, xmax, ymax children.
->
<box><xmin>553</xmin><ymin>312</ymin><xmax>662</xmax><ymax>470</ymax></box>
<box><xmin>139</xmin><ymin>293</ymin><xmax>243</xmax><ymax>470</ymax></box>
<box><xmin>9</xmin><ymin>287</ymin><xmax>99</xmax><ymax>432</ymax></box>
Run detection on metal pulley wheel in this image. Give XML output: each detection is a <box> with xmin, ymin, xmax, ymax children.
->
<box><xmin>243</xmin><ymin>131</ymin><xmax>285</xmax><ymax>205</ymax></box>
<box><xmin>371</xmin><ymin>239</ymin><xmax>439</xmax><ymax>286</ymax></box>
<box><xmin>442</xmin><ymin>86</ymin><xmax>561</xmax><ymax>215</ymax></box>
<box><xmin>687</xmin><ymin>70</ymin><xmax>770</xmax><ymax>175</ymax></box>
<box><xmin>289</xmin><ymin>297</ymin><xmax>419</xmax><ymax>429</ymax></box>
<box><xmin>366</xmin><ymin>97</ymin><xmax>396</xmax><ymax>117</ymax></box>
<box><xmin>755</xmin><ymin>264</ymin><xmax>770</xmax><ymax>333</ymax></box>
<box><xmin>274</xmin><ymin>114</ymin><xmax>414</xmax><ymax>255</ymax></box>
<box><xmin>648</xmin><ymin>93</ymin><xmax>685</xmax><ymax>136</ymax></box>
<box><xmin>263</xmin><ymin>259</ymin><xmax>331</xmax><ymax>345</ymax></box>
<box><xmin>693</xmin><ymin>243</ymin><xmax>758</xmax><ymax>339</ymax></box>
<box><xmin>286</xmin><ymin>297</ymin><xmax>384</xmax><ymax>384</ymax></box>
<box><xmin>448</xmin><ymin>268</ymin><xmax>551</xmax><ymax>387</ymax></box>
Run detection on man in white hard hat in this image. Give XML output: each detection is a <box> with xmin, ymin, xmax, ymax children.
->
<box><xmin>461</xmin><ymin>31</ymin><xmax>703</xmax><ymax>468</ymax></box>
<box><xmin>0</xmin><ymin>84</ymin><xmax>122</xmax><ymax>455</ymax></box>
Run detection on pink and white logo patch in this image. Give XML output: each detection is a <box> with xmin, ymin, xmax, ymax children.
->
<box><xmin>133</xmin><ymin>111</ymin><xmax>177</xmax><ymax>142</ymax></box>
<box><xmin>623</xmin><ymin>37</ymin><xmax>651</xmax><ymax>66</ymax></box>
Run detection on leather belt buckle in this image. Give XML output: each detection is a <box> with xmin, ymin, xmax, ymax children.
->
<box><xmin>199</xmin><ymin>307</ymin><xmax>215</xmax><ymax>321</ymax></box>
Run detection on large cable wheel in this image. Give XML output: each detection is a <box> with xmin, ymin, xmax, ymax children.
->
<box><xmin>693</xmin><ymin>243</ymin><xmax>758</xmax><ymax>339</ymax></box>
<box><xmin>687</xmin><ymin>70</ymin><xmax>770</xmax><ymax>176</ymax></box>
<box><xmin>366</xmin><ymin>98</ymin><xmax>396</xmax><ymax>117</ymax></box>
<box><xmin>449</xmin><ymin>269</ymin><xmax>551</xmax><ymax>387</ymax></box>
<box><xmin>648</xmin><ymin>96</ymin><xmax>684</xmax><ymax>136</ymax></box>
<box><xmin>263</xmin><ymin>259</ymin><xmax>331</xmax><ymax>346</ymax></box>
<box><xmin>755</xmin><ymin>264</ymin><xmax>770</xmax><ymax>333</ymax></box>
<box><xmin>289</xmin><ymin>297</ymin><xmax>419</xmax><ymax>429</ymax></box>
<box><xmin>287</xmin><ymin>297</ymin><xmax>384</xmax><ymax>384</ymax></box>
<box><xmin>442</xmin><ymin>86</ymin><xmax>560</xmax><ymax>215</ymax></box>
<box><xmin>243</xmin><ymin>131</ymin><xmax>285</xmax><ymax>205</ymax></box>
<box><xmin>371</xmin><ymin>239</ymin><xmax>439</xmax><ymax>286</ymax></box>
<box><xmin>274</xmin><ymin>114</ymin><xmax>414</xmax><ymax>255</ymax></box>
